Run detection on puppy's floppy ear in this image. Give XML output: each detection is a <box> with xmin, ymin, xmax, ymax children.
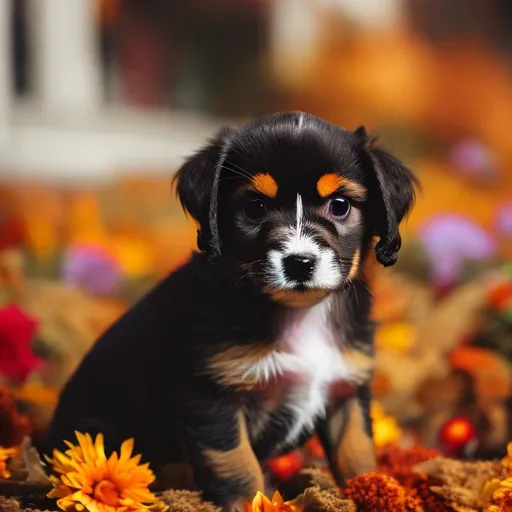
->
<box><xmin>173</xmin><ymin>126</ymin><xmax>234</xmax><ymax>256</ymax></box>
<box><xmin>353</xmin><ymin>126</ymin><xmax>420</xmax><ymax>267</ymax></box>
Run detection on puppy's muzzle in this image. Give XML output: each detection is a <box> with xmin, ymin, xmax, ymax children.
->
<box><xmin>282</xmin><ymin>253</ymin><xmax>316</xmax><ymax>283</ymax></box>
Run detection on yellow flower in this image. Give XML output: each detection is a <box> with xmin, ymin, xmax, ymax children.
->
<box><xmin>375</xmin><ymin>322</ymin><xmax>416</xmax><ymax>353</ymax></box>
<box><xmin>46</xmin><ymin>432</ymin><xmax>167</xmax><ymax>512</ymax></box>
<box><xmin>371</xmin><ymin>402</ymin><xmax>402</xmax><ymax>448</ymax></box>
<box><xmin>0</xmin><ymin>446</ymin><xmax>19</xmax><ymax>479</ymax></box>
<box><xmin>250</xmin><ymin>490</ymin><xmax>303</xmax><ymax>512</ymax></box>
<box><xmin>482</xmin><ymin>476</ymin><xmax>512</xmax><ymax>511</ymax></box>
<box><xmin>480</xmin><ymin>478</ymin><xmax>501</xmax><ymax>504</ymax></box>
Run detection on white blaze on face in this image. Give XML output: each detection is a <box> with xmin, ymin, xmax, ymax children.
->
<box><xmin>293</xmin><ymin>193</ymin><xmax>304</xmax><ymax>251</ymax></box>
<box><xmin>267</xmin><ymin>193</ymin><xmax>342</xmax><ymax>290</ymax></box>
<box><xmin>296</xmin><ymin>112</ymin><xmax>304</xmax><ymax>131</ymax></box>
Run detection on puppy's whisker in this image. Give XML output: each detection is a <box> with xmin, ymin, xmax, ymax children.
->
<box><xmin>232</xmin><ymin>259</ymin><xmax>266</xmax><ymax>291</ymax></box>
<box><xmin>357</xmin><ymin>280</ymin><xmax>374</xmax><ymax>297</ymax></box>
<box><xmin>347</xmin><ymin>278</ymin><xmax>360</xmax><ymax>308</ymax></box>
<box><xmin>220</xmin><ymin>165</ymin><xmax>252</xmax><ymax>182</ymax></box>
<box><xmin>224</xmin><ymin>151</ymin><xmax>256</xmax><ymax>174</ymax></box>
<box><xmin>223</xmin><ymin>159</ymin><xmax>253</xmax><ymax>180</ymax></box>
<box><xmin>221</xmin><ymin>163</ymin><xmax>250</xmax><ymax>177</ymax></box>
<box><xmin>224</xmin><ymin>158</ymin><xmax>250</xmax><ymax>174</ymax></box>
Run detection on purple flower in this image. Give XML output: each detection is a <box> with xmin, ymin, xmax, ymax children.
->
<box><xmin>61</xmin><ymin>244</ymin><xmax>121</xmax><ymax>296</ymax></box>
<box><xmin>418</xmin><ymin>214</ymin><xmax>496</xmax><ymax>287</ymax></box>
<box><xmin>449</xmin><ymin>139</ymin><xmax>496</xmax><ymax>180</ymax></box>
<box><xmin>496</xmin><ymin>201</ymin><xmax>512</xmax><ymax>237</ymax></box>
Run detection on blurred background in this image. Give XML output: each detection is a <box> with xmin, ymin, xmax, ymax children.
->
<box><xmin>0</xmin><ymin>0</ymin><xmax>511</xmax><ymax>474</ymax></box>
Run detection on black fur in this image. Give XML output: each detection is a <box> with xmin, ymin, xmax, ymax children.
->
<box><xmin>353</xmin><ymin>126</ymin><xmax>420</xmax><ymax>267</ymax></box>
<box><xmin>173</xmin><ymin>125</ymin><xmax>234</xmax><ymax>255</ymax></box>
<box><xmin>45</xmin><ymin>112</ymin><xmax>419</xmax><ymax>510</ymax></box>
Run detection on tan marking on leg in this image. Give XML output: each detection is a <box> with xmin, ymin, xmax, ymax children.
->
<box><xmin>348</xmin><ymin>249</ymin><xmax>361</xmax><ymax>280</ymax></box>
<box><xmin>203</xmin><ymin>410</ymin><xmax>264</xmax><ymax>499</ymax></box>
<box><xmin>335</xmin><ymin>398</ymin><xmax>376</xmax><ymax>480</ymax></box>
<box><xmin>206</xmin><ymin>344</ymin><xmax>274</xmax><ymax>389</ymax></box>
<box><xmin>327</xmin><ymin>407</ymin><xmax>346</xmax><ymax>449</ymax></box>
<box><xmin>341</xmin><ymin>347</ymin><xmax>374</xmax><ymax>385</ymax></box>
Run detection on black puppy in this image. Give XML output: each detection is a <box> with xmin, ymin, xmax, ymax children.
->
<box><xmin>45</xmin><ymin>112</ymin><xmax>419</xmax><ymax>511</ymax></box>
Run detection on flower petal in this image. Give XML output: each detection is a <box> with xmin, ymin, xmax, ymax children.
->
<box><xmin>252</xmin><ymin>491</ymin><xmax>276</xmax><ymax>512</ymax></box>
<box><xmin>271</xmin><ymin>491</ymin><xmax>284</xmax><ymax>505</ymax></box>
<box><xmin>119</xmin><ymin>438</ymin><xmax>135</xmax><ymax>463</ymax></box>
<box><xmin>94</xmin><ymin>434</ymin><xmax>107</xmax><ymax>462</ymax></box>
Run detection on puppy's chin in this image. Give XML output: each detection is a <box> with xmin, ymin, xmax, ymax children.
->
<box><xmin>265</xmin><ymin>287</ymin><xmax>331</xmax><ymax>308</ymax></box>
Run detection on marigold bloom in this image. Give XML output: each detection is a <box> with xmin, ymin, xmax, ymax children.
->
<box><xmin>378</xmin><ymin>444</ymin><xmax>441</xmax><ymax>489</ymax></box>
<box><xmin>482</xmin><ymin>477</ymin><xmax>512</xmax><ymax>512</ymax></box>
<box><xmin>46</xmin><ymin>431</ymin><xmax>166</xmax><ymax>512</ymax></box>
<box><xmin>0</xmin><ymin>445</ymin><xmax>18</xmax><ymax>479</ymax></box>
<box><xmin>406</xmin><ymin>475</ymin><xmax>454</xmax><ymax>512</ymax></box>
<box><xmin>341</xmin><ymin>472</ymin><xmax>423</xmax><ymax>512</ymax></box>
<box><xmin>250</xmin><ymin>490</ymin><xmax>303</xmax><ymax>512</ymax></box>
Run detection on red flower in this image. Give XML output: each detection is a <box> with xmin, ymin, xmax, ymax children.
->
<box><xmin>266</xmin><ymin>451</ymin><xmax>304</xmax><ymax>482</ymax></box>
<box><xmin>0</xmin><ymin>218</ymin><xmax>25</xmax><ymax>251</ymax></box>
<box><xmin>487</xmin><ymin>280</ymin><xmax>512</xmax><ymax>311</ymax></box>
<box><xmin>0</xmin><ymin>304</ymin><xmax>42</xmax><ymax>383</ymax></box>
<box><xmin>439</xmin><ymin>417</ymin><xmax>477</xmax><ymax>457</ymax></box>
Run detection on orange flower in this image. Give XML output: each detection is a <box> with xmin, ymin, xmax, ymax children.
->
<box><xmin>46</xmin><ymin>431</ymin><xmax>167</xmax><ymax>512</ymax></box>
<box><xmin>482</xmin><ymin>477</ymin><xmax>512</xmax><ymax>512</ymax></box>
<box><xmin>405</xmin><ymin>475</ymin><xmax>453</xmax><ymax>512</ymax></box>
<box><xmin>341</xmin><ymin>472</ymin><xmax>423</xmax><ymax>511</ymax></box>
<box><xmin>378</xmin><ymin>444</ymin><xmax>440</xmax><ymax>475</ymax></box>
<box><xmin>377</xmin><ymin>444</ymin><xmax>451</xmax><ymax>512</ymax></box>
<box><xmin>250</xmin><ymin>490</ymin><xmax>303</xmax><ymax>512</ymax></box>
<box><xmin>0</xmin><ymin>445</ymin><xmax>18</xmax><ymax>479</ymax></box>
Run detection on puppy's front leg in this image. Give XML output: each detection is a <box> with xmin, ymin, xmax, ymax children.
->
<box><xmin>181</xmin><ymin>397</ymin><xmax>264</xmax><ymax>511</ymax></box>
<box><xmin>317</xmin><ymin>384</ymin><xmax>376</xmax><ymax>484</ymax></box>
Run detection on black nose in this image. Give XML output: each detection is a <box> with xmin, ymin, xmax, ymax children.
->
<box><xmin>283</xmin><ymin>254</ymin><xmax>317</xmax><ymax>282</ymax></box>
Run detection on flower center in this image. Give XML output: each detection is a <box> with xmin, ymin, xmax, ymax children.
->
<box><xmin>94</xmin><ymin>480</ymin><xmax>120</xmax><ymax>506</ymax></box>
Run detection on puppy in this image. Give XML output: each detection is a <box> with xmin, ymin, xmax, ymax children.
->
<box><xmin>45</xmin><ymin>112</ymin><xmax>419</xmax><ymax>511</ymax></box>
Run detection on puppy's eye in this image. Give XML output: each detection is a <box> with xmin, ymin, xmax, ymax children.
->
<box><xmin>329</xmin><ymin>196</ymin><xmax>351</xmax><ymax>218</ymax></box>
<box><xmin>243</xmin><ymin>199</ymin><xmax>267</xmax><ymax>221</ymax></box>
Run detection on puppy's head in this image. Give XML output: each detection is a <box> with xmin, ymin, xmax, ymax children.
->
<box><xmin>175</xmin><ymin>112</ymin><xmax>419</xmax><ymax>307</ymax></box>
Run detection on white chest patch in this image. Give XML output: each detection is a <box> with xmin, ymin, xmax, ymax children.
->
<box><xmin>277</xmin><ymin>298</ymin><xmax>351</xmax><ymax>445</ymax></box>
<box><xmin>243</xmin><ymin>297</ymin><xmax>359</xmax><ymax>447</ymax></box>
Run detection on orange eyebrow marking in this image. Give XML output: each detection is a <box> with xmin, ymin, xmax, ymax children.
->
<box><xmin>317</xmin><ymin>173</ymin><xmax>367</xmax><ymax>200</ymax></box>
<box><xmin>251</xmin><ymin>173</ymin><xmax>278</xmax><ymax>199</ymax></box>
